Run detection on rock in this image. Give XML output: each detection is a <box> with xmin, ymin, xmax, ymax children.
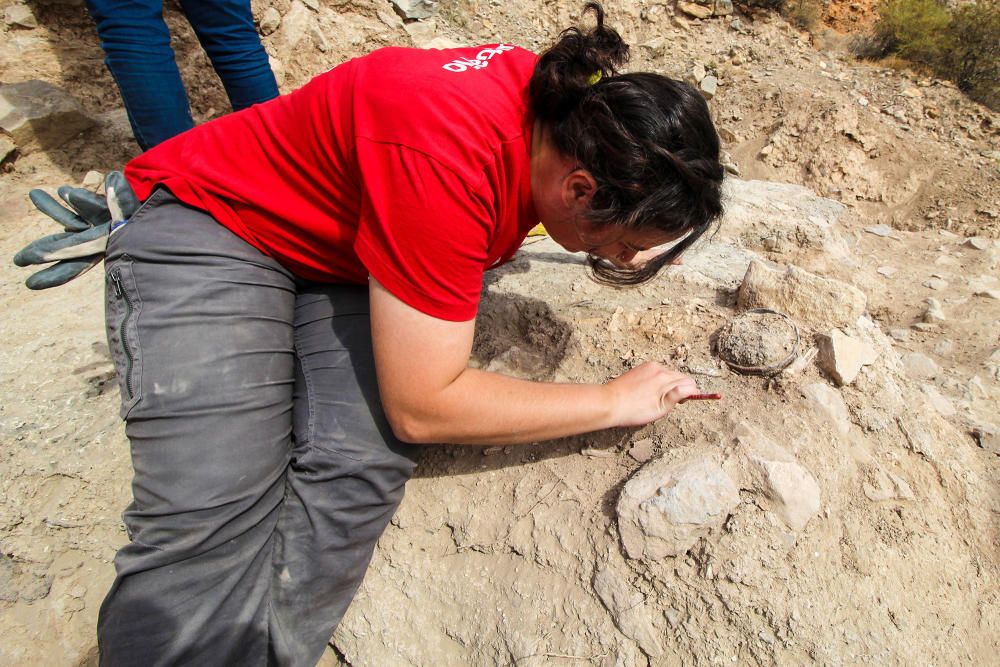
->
<box><xmin>865</xmin><ymin>224</ymin><xmax>893</xmax><ymax>237</ymax></box>
<box><xmin>901</xmin><ymin>352</ymin><xmax>940</xmax><ymax>380</ymax></box>
<box><xmin>801</xmin><ymin>383</ymin><xmax>851</xmax><ymax>436</ymax></box>
<box><xmin>888</xmin><ymin>328</ymin><xmax>909</xmax><ymax>341</ymax></box>
<box><xmin>0</xmin><ymin>135</ymin><xmax>15</xmax><ymax>164</ymax></box>
<box><xmin>692</xmin><ymin>63</ymin><xmax>707</xmax><ymax>83</ymax></box>
<box><xmin>4</xmin><ymin>4</ymin><xmax>37</xmax><ymax>28</ymax></box>
<box><xmin>628</xmin><ymin>438</ymin><xmax>654</xmax><ymax>463</ymax></box>
<box><xmin>677</xmin><ymin>1</ymin><xmax>713</xmax><ymax>19</ymax></box>
<box><xmin>971</xmin><ymin>425</ymin><xmax>1000</xmax><ymax>455</ymax></box>
<box><xmin>737</xmin><ymin>260</ymin><xmax>867</xmax><ymax>329</ymax></box>
<box><xmin>376</xmin><ymin>8</ymin><xmax>404</xmax><ymax>29</ymax></box>
<box><xmin>391</xmin><ymin>0</ymin><xmax>439</xmax><ymax>20</ymax></box>
<box><xmin>933</xmin><ymin>339</ymin><xmax>953</xmax><ymax>356</ymax></box>
<box><xmin>593</xmin><ymin>568</ymin><xmax>663</xmax><ymax>657</ymax></box>
<box><xmin>816</xmin><ymin>330</ymin><xmax>877</xmax><ymax>386</ymax></box>
<box><xmin>923</xmin><ymin>277</ymin><xmax>948</xmax><ymax>290</ymax></box>
<box><xmin>259</xmin><ymin>7</ymin><xmax>281</xmax><ymax>35</ymax></box>
<box><xmin>81</xmin><ymin>170</ymin><xmax>103</xmax><ymax>192</ymax></box>
<box><xmin>301</xmin><ymin>0</ymin><xmax>319</xmax><ymax>10</ymax></box>
<box><xmin>699</xmin><ymin>75</ymin><xmax>718</xmax><ymax>100</ymax></box>
<box><xmin>0</xmin><ymin>81</ymin><xmax>96</xmax><ymax>156</ymax></box>
<box><xmin>911</xmin><ymin>322</ymin><xmax>940</xmax><ymax>332</ymax></box>
<box><xmin>277</xmin><ymin>1</ymin><xmax>311</xmax><ymax>49</ymax></box>
<box><xmin>731</xmin><ymin>424</ymin><xmax>821</xmax><ymax>531</ymax></box>
<box><xmin>713</xmin><ymin>0</ymin><xmax>734</xmax><ymax>15</ymax></box>
<box><xmin>310</xmin><ymin>26</ymin><xmax>329</xmax><ymax>52</ymax></box>
<box><xmin>921</xmin><ymin>384</ymin><xmax>955</xmax><ymax>417</ymax></box>
<box><xmin>964</xmin><ymin>237</ymin><xmax>989</xmax><ymax>250</ymax></box>
<box><xmin>863</xmin><ymin>468</ymin><xmax>915</xmax><ymax>501</ymax></box>
<box><xmin>617</xmin><ymin>456</ymin><xmax>740</xmax><ymax>560</ymax></box>
<box><xmin>923</xmin><ymin>298</ymin><xmax>946</xmax><ymax>323</ymax></box>
<box><xmin>975</xmin><ymin>289</ymin><xmax>1000</xmax><ymax>300</ymax></box>
<box><xmin>877</xmin><ymin>266</ymin><xmax>897</xmax><ymax>277</ymax></box>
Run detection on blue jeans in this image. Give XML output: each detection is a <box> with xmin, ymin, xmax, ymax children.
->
<box><xmin>99</xmin><ymin>190</ymin><xmax>416</xmax><ymax>665</ymax></box>
<box><xmin>86</xmin><ymin>0</ymin><xmax>279</xmax><ymax>151</ymax></box>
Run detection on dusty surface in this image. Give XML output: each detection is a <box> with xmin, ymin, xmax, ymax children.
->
<box><xmin>1</xmin><ymin>0</ymin><xmax>998</xmax><ymax>665</ymax></box>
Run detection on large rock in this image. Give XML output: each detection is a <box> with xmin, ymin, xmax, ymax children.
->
<box><xmin>617</xmin><ymin>455</ymin><xmax>740</xmax><ymax>560</ymax></box>
<box><xmin>0</xmin><ymin>81</ymin><xmax>96</xmax><ymax>155</ymax></box>
<box><xmin>737</xmin><ymin>259</ymin><xmax>867</xmax><ymax>329</ymax></box>
<box><xmin>816</xmin><ymin>329</ymin><xmax>878</xmax><ymax>386</ymax></box>
<box><xmin>592</xmin><ymin>567</ymin><xmax>663</xmax><ymax>657</ymax></box>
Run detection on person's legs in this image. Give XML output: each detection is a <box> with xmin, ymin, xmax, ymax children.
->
<box><xmin>178</xmin><ymin>0</ymin><xmax>279</xmax><ymax>110</ymax></box>
<box><xmin>85</xmin><ymin>0</ymin><xmax>194</xmax><ymax>150</ymax></box>
<box><xmin>268</xmin><ymin>285</ymin><xmax>417</xmax><ymax>666</ymax></box>
<box><xmin>98</xmin><ymin>190</ymin><xmax>297</xmax><ymax>666</ymax></box>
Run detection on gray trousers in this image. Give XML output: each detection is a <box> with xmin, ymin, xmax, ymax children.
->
<box><xmin>99</xmin><ymin>189</ymin><xmax>416</xmax><ymax>666</ymax></box>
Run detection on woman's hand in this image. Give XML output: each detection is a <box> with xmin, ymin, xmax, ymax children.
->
<box><xmin>604</xmin><ymin>361</ymin><xmax>699</xmax><ymax>427</ymax></box>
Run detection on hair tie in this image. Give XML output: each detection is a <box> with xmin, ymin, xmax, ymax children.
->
<box><xmin>588</xmin><ymin>70</ymin><xmax>603</xmax><ymax>85</ymax></box>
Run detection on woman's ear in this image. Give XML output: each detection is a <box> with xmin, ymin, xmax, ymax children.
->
<box><xmin>561</xmin><ymin>169</ymin><xmax>597</xmax><ymax>210</ymax></box>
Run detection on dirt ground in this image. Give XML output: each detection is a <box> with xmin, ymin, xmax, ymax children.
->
<box><xmin>0</xmin><ymin>0</ymin><xmax>998</xmax><ymax>665</ymax></box>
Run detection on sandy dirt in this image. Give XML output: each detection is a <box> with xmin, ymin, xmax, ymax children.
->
<box><xmin>1</xmin><ymin>0</ymin><xmax>998</xmax><ymax>665</ymax></box>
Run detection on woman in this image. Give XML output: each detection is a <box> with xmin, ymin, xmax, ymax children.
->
<box><xmin>48</xmin><ymin>4</ymin><xmax>724</xmax><ymax>664</ymax></box>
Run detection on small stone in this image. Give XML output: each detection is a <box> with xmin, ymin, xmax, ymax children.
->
<box><xmin>259</xmin><ymin>7</ymin><xmax>281</xmax><ymax>35</ymax></box>
<box><xmin>628</xmin><ymin>438</ymin><xmax>654</xmax><ymax>463</ymax></box>
<box><xmin>923</xmin><ymin>297</ymin><xmax>946</xmax><ymax>323</ymax></box>
<box><xmin>301</xmin><ymin>0</ymin><xmax>319</xmax><ymax>10</ymax></box>
<box><xmin>390</xmin><ymin>0</ymin><xmax>439</xmax><ymax>20</ymax></box>
<box><xmin>975</xmin><ymin>289</ymin><xmax>1000</xmax><ymax>300</ymax></box>
<box><xmin>376</xmin><ymin>8</ymin><xmax>404</xmax><ymax>29</ymax></box>
<box><xmin>888</xmin><ymin>328</ymin><xmax>909</xmax><ymax>341</ymax></box>
<box><xmin>81</xmin><ymin>170</ymin><xmax>103</xmax><ymax>191</ymax></box>
<box><xmin>816</xmin><ymin>330</ymin><xmax>878</xmax><ymax>386</ymax></box>
<box><xmin>310</xmin><ymin>26</ymin><xmax>329</xmax><ymax>52</ymax></box>
<box><xmin>923</xmin><ymin>277</ymin><xmax>948</xmax><ymax>290</ymax></box>
<box><xmin>865</xmin><ymin>224</ymin><xmax>893</xmax><ymax>237</ymax></box>
<box><xmin>877</xmin><ymin>266</ymin><xmax>897</xmax><ymax>277</ymax></box>
<box><xmin>665</xmin><ymin>607</ymin><xmax>682</xmax><ymax>628</ymax></box>
<box><xmin>692</xmin><ymin>62</ymin><xmax>707</xmax><ymax>83</ymax></box>
<box><xmin>901</xmin><ymin>352</ymin><xmax>940</xmax><ymax>380</ymax></box>
<box><xmin>581</xmin><ymin>447</ymin><xmax>615</xmax><ymax>458</ymax></box>
<box><xmin>911</xmin><ymin>322</ymin><xmax>940</xmax><ymax>332</ymax></box>
<box><xmin>4</xmin><ymin>4</ymin><xmax>37</xmax><ymax>29</ymax></box>
<box><xmin>964</xmin><ymin>237</ymin><xmax>989</xmax><ymax>250</ymax></box>
<box><xmin>713</xmin><ymin>0</ymin><xmax>734</xmax><ymax>15</ymax></box>
<box><xmin>677</xmin><ymin>1</ymin><xmax>714</xmax><ymax>19</ymax></box>
<box><xmin>699</xmin><ymin>76</ymin><xmax>719</xmax><ymax>100</ymax></box>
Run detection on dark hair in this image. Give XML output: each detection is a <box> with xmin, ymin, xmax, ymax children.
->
<box><xmin>530</xmin><ymin>3</ymin><xmax>725</xmax><ymax>285</ymax></box>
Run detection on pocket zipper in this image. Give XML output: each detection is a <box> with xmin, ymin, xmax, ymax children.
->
<box><xmin>110</xmin><ymin>269</ymin><xmax>135</xmax><ymax>399</ymax></box>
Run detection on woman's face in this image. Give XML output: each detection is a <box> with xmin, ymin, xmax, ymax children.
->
<box><xmin>547</xmin><ymin>214</ymin><xmax>682</xmax><ymax>269</ymax></box>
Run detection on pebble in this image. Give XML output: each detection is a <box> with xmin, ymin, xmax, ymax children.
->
<box><xmin>865</xmin><ymin>224</ymin><xmax>893</xmax><ymax>237</ymax></box>
<box><xmin>700</xmin><ymin>76</ymin><xmax>718</xmax><ymax>100</ymax></box>
<box><xmin>877</xmin><ymin>266</ymin><xmax>897</xmax><ymax>277</ymax></box>
<box><xmin>923</xmin><ymin>298</ymin><xmax>946</xmax><ymax>323</ymax></box>
<box><xmin>911</xmin><ymin>322</ymin><xmax>940</xmax><ymax>332</ymax></box>
<box><xmin>816</xmin><ymin>330</ymin><xmax>877</xmax><ymax>386</ymax></box>
<box><xmin>628</xmin><ymin>438</ymin><xmax>654</xmax><ymax>463</ymax></box>
<box><xmin>964</xmin><ymin>237</ymin><xmax>989</xmax><ymax>250</ymax></box>
<box><xmin>975</xmin><ymin>289</ymin><xmax>1000</xmax><ymax>300</ymax></box>
<box><xmin>923</xmin><ymin>277</ymin><xmax>948</xmax><ymax>290</ymax></box>
<box><xmin>4</xmin><ymin>4</ymin><xmax>36</xmax><ymax>28</ymax></box>
<box><xmin>888</xmin><ymin>328</ymin><xmax>909</xmax><ymax>341</ymax></box>
<box><xmin>81</xmin><ymin>170</ymin><xmax>103</xmax><ymax>191</ymax></box>
<box><xmin>259</xmin><ymin>7</ymin><xmax>281</xmax><ymax>35</ymax></box>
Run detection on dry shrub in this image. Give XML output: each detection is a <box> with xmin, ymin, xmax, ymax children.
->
<box><xmin>858</xmin><ymin>0</ymin><xmax>1000</xmax><ymax>109</ymax></box>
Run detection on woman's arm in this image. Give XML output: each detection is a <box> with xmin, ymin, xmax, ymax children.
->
<box><xmin>370</xmin><ymin>277</ymin><xmax>699</xmax><ymax>445</ymax></box>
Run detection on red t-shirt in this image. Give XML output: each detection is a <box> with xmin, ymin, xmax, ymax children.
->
<box><xmin>125</xmin><ymin>44</ymin><xmax>539</xmax><ymax>321</ymax></box>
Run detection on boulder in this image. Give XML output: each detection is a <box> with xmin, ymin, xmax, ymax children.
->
<box><xmin>0</xmin><ymin>81</ymin><xmax>96</xmax><ymax>155</ymax></box>
<box><xmin>617</xmin><ymin>455</ymin><xmax>740</xmax><ymax>560</ymax></box>
<box><xmin>737</xmin><ymin>260</ymin><xmax>867</xmax><ymax>329</ymax></box>
<box><xmin>816</xmin><ymin>329</ymin><xmax>878</xmax><ymax>386</ymax></box>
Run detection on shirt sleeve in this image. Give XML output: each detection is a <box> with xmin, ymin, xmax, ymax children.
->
<box><xmin>353</xmin><ymin>139</ymin><xmax>494</xmax><ymax>321</ymax></box>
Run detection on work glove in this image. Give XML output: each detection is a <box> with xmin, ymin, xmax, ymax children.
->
<box><xmin>13</xmin><ymin>171</ymin><xmax>140</xmax><ymax>289</ymax></box>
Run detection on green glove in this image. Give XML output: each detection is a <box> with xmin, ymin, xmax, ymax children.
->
<box><xmin>14</xmin><ymin>171</ymin><xmax>140</xmax><ymax>289</ymax></box>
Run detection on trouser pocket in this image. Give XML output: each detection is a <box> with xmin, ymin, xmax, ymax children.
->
<box><xmin>105</xmin><ymin>256</ymin><xmax>143</xmax><ymax>419</ymax></box>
